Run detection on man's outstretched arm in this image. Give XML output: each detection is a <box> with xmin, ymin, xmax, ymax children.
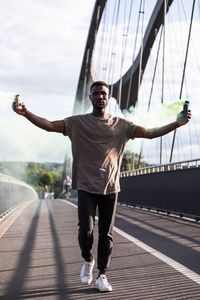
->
<box><xmin>133</xmin><ymin>110</ymin><xmax>191</xmax><ymax>139</ymax></box>
<box><xmin>12</xmin><ymin>101</ymin><xmax>65</xmax><ymax>133</ymax></box>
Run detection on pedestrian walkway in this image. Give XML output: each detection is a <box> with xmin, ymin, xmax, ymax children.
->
<box><xmin>0</xmin><ymin>198</ymin><xmax>200</xmax><ymax>299</ymax></box>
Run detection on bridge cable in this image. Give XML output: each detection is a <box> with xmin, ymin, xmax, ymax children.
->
<box><xmin>127</xmin><ymin>0</ymin><xmax>146</xmax><ymax>169</ymax></box>
<box><xmin>107</xmin><ymin>0</ymin><xmax>120</xmax><ymax>94</ymax></box>
<box><xmin>137</xmin><ymin>0</ymin><xmax>145</xmax><ymax>104</ymax></box>
<box><xmin>136</xmin><ymin>28</ymin><xmax>164</xmax><ymax>168</ymax></box>
<box><xmin>147</xmin><ymin>28</ymin><xmax>163</xmax><ymax>112</ymax></box>
<box><xmin>92</xmin><ymin>4</ymin><xmax>108</xmax><ymax>80</ymax></box>
<box><xmin>175</xmin><ymin>0</ymin><xmax>190</xmax><ymax>160</ymax></box>
<box><xmin>160</xmin><ymin>0</ymin><xmax>167</xmax><ymax>165</ymax></box>
<box><xmin>180</xmin><ymin>0</ymin><xmax>200</xmax><ymax>155</ymax></box>
<box><xmin>126</xmin><ymin>0</ymin><xmax>145</xmax><ymax>109</ymax></box>
<box><xmin>101</xmin><ymin>0</ymin><xmax>118</xmax><ymax>82</ymax></box>
<box><xmin>165</xmin><ymin>1</ymin><xmax>189</xmax><ymax>161</ymax></box>
<box><xmin>118</xmin><ymin>0</ymin><xmax>134</xmax><ymax>108</ymax></box>
<box><xmin>169</xmin><ymin>0</ymin><xmax>196</xmax><ymax>162</ymax></box>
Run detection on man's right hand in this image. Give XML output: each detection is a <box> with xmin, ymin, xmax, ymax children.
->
<box><xmin>12</xmin><ymin>100</ymin><xmax>27</xmax><ymax>116</ymax></box>
<box><xmin>12</xmin><ymin>95</ymin><xmax>66</xmax><ymax>134</ymax></box>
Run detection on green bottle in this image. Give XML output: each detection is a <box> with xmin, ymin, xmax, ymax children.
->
<box><xmin>183</xmin><ymin>100</ymin><xmax>189</xmax><ymax>117</ymax></box>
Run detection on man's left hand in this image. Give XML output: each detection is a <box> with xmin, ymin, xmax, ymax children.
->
<box><xmin>177</xmin><ymin>110</ymin><xmax>192</xmax><ymax>126</ymax></box>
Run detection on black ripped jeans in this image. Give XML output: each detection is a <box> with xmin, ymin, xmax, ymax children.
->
<box><xmin>78</xmin><ymin>190</ymin><xmax>118</xmax><ymax>273</ymax></box>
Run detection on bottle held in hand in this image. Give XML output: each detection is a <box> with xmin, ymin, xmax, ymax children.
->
<box><xmin>14</xmin><ymin>94</ymin><xmax>23</xmax><ymax>110</ymax></box>
<box><xmin>183</xmin><ymin>100</ymin><xmax>189</xmax><ymax>118</ymax></box>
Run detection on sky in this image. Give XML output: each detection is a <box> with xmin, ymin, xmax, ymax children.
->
<box><xmin>0</xmin><ymin>0</ymin><xmax>95</xmax><ymax>163</ymax></box>
<box><xmin>0</xmin><ymin>0</ymin><xmax>199</xmax><ymax>165</ymax></box>
<box><xmin>91</xmin><ymin>0</ymin><xmax>200</xmax><ymax>164</ymax></box>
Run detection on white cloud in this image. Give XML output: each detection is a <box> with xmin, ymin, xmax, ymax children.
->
<box><xmin>0</xmin><ymin>0</ymin><xmax>95</xmax><ymax>162</ymax></box>
<box><xmin>0</xmin><ymin>0</ymin><xmax>199</xmax><ymax>165</ymax></box>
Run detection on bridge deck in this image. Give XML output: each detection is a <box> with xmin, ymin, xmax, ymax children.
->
<box><xmin>0</xmin><ymin>198</ymin><xmax>200</xmax><ymax>299</ymax></box>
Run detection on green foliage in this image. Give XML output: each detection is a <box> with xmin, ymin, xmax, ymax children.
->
<box><xmin>0</xmin><ymin>161</ymin><xmax>28</xmax><ymax>179</ymax></box>
<box><xmin>0</xmin><ymin>161</ymin><xmax>63</xmax><ymax>197</ymax></box>
<box><xmin>121</xmin><ymin>151</ymin><xmax>145</xmax><ymax>171</ymax></box>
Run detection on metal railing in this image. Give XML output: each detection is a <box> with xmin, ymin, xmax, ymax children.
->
<box><xmin>0</xmin><ymin>173</ymin><xmax>38</xmax><ymax>215</ymax></box>
<box><xmin>120</xmin><ymin>158</ymin><xmax>200</xmax><ymax>178</ymax></box>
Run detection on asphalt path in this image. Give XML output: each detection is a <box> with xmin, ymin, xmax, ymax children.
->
<box><xmin>0</xmin><ymin>198</ymin><xmax>200</xmax><ymax>299</ymax></box>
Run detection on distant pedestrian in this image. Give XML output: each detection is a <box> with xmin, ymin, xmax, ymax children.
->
<box><xmin>44</xmin><ymin>185</ymin><xmax>49</xmax><ymax>200</ymax></box>
<box><xmin>63</xmin><ymin>175</ymin><xmax>72</xmax><ymax>199</ymax></box>
<box><xmin>12</xmin><ymin>81</ymin><xmax>191</xmax><ymax>292</ymax></box>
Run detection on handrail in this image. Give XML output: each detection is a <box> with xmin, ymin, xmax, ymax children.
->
<box><xmin>120</xmin><ymin>158</ymin><xmax>200</xmax><ymax>178</ymax></box>
<box><xmin>0</xmin><ymin>173</ymin><xmax>35</xmax><ymax>192</ymax></box>
<box><xmin>0</xmin><ymin>173</ymin><xmax>38</xmax><ymax>215</ymax></box>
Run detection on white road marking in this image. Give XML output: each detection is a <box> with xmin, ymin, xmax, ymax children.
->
<box><xmin>114</xmin><ymin>226</ymin><xmax>200</xmax><ymax>285</ymax></box>
<box><xmin>65</xmin><ymin>199</ymin><xmax>200</xmax><ymax>285</ymax></box>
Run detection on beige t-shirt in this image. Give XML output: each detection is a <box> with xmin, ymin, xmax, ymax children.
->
<box><xmin>63</xmin><ymin>113</ymin><xmax>136</xmax><ymax>195</ymax></box>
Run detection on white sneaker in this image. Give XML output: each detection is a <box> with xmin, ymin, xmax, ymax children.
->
<box><xmin>80</xmin><ymin>258</ymin><xmax>95</xmax><ymax>285</ymax></box>
<box><xmin>95</xmin><ymin>274</ymin><xmax>112</xmax><ymax>292</ymax></box>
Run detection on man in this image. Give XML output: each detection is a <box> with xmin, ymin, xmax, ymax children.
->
<box><xmin>12</xmin><ymin>81</ymin><xmax>191</xmax><ymax>292</ymax></box>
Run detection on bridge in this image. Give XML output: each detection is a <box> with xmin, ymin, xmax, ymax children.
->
<box><xmin>1</xmin><ymin>0</ymin><xmax>200</xmax><ymax>299</ymax></box>
<box><xmin>0</xmin><ymin>176</ymin><xmax>200</xmax><ymax>299</ymax></box>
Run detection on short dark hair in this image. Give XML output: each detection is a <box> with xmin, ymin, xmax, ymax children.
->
<box><xmin>90</xmin><ymin>81</ymin><xmax>109</xmax><ymax>91</ymax></box>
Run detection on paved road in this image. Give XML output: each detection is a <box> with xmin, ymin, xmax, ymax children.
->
<box><xmin>0</xmin><ymin>198</ymin><xmax>200</xmax><ymax>299</ymax></box>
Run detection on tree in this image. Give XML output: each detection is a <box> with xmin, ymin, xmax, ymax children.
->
<box><xmin>0</xmin><ymin>161</ymin><xmax>63</xmax><ymax>198</ymax></box>
<box><xmin>121</xmin><ymin>151</ymin><xmax>145</xmax><ymax>171</ymax></box>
